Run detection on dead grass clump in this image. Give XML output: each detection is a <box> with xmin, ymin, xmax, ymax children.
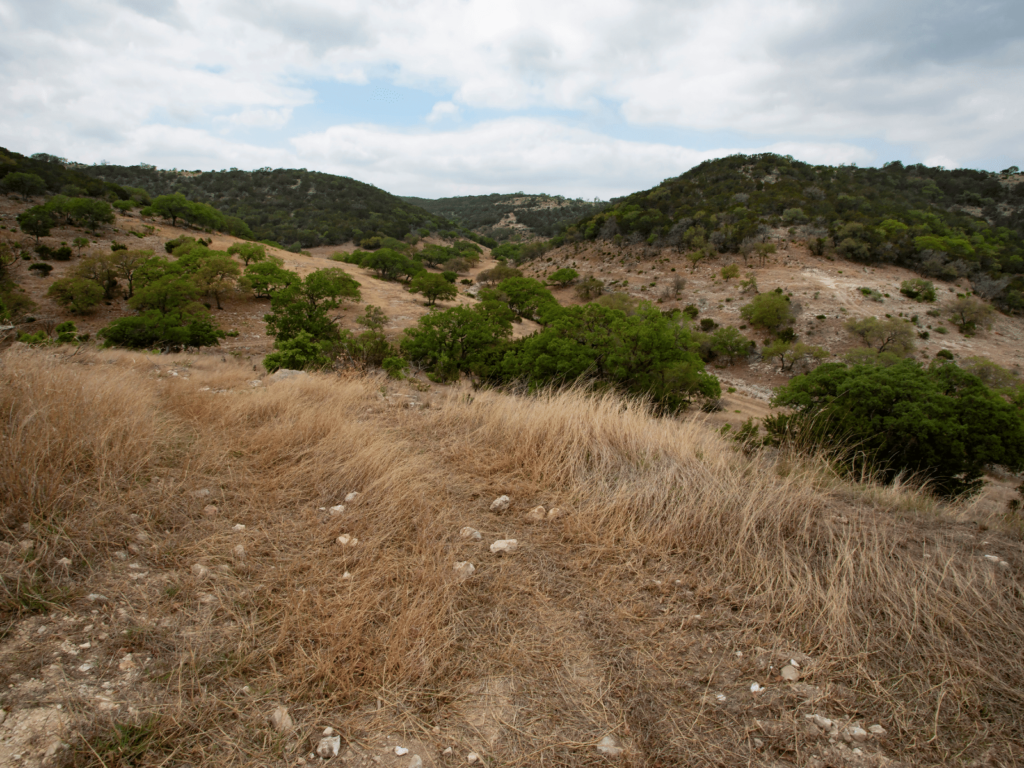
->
<box><xmin>2</xmin><ymin>347</ymin><xmax>1022</xmax><ymax>765</ymax></box>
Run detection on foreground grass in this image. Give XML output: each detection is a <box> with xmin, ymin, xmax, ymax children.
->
<box><xmin>1</xmin><ymin>347</ymin><xmax>1022</xmax><ymax>766</ymax></box>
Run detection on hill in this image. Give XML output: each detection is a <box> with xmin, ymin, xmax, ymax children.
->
<box><xmin>562</xmin><ymin>154</ymin><xmax>1024</xmax><ymax>313</ymax></box>
<box><xmin>402</xmin><ymin>192</ymin><xmax>607</xmax><ymax>241</ymax></box>
<box><xmin>75</xmin><ymin>163</ymin><xmax>459</xmax><ymax>251</ymax></box>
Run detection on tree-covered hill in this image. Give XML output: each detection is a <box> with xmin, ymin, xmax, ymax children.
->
<box><xmin>403</xmin><ymin>192</ymin><xmax>607</xmax><ymax>241</ymax></box>
<box><xmin>1</xmin><ymin>147</ymin><xmax>135</xmax><ymax>202</ymax></box>
<box><xmin>563</xmin><ymin>154</ymin><xmax>1024</xmax><ymax>312</ymax></box>
<box><xmin>76</xmin><ymin>164</ymin><xmax>457</xmax><ymax>251</ymax></box>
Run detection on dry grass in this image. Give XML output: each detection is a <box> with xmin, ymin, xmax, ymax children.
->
<box><xmin>1</xmin><ymin>345</ymin><xmax>1023</xmax><ymax>766</ymax></box>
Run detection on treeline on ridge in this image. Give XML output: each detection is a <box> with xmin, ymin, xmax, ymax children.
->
<box><xmin>562</xmin><ymin>153</ymin><xmax>1024</xmax><ymax>313</ymax></box>
<box><xmin>75</xmin><ymin>163</ymin><xmax>462</xmax><ymax>251</ymax></box>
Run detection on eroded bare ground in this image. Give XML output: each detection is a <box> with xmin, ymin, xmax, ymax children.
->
<box><xmin>2</xmin><ymin>349</ymin><xmax>1023</xmax><ymax>767</ymax></box>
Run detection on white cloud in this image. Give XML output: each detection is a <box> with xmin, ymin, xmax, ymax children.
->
<box><xmin>426</xmin><ymin>101</ymin><xmax>459</xmax><ymax>123</ymax></box>
<box><xmin>0</xmin><ymin>0</ymin><xmax>1021</xmax><ymax>196</ymax></box>
<box><xmin>290</xmin><ymin>118</ymin><xmax>875</xmax><ymax>198</ymax></box>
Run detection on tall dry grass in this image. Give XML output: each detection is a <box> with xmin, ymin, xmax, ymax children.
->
<box><xmin>1</xmin><ymin>346</ymin><xmax>1022</xmax><ymax>766</ymax></box>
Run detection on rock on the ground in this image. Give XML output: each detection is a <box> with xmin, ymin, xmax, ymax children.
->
<box><xmin>442</xmin><ymin>747</ymin><xmax>453</xmax><ymax>756</ymax></box>
<box><xmin>336</xmin><ymin>534</ymin><xmax>358</xmax><ymax>546</ymax></box>
<box><xmin>842</xmin><ymin>726</ymin><xmax>869</xmax><ymax>743</ymax></box>
<box><xmin>394</xmin><ymin>746</ymin><xmax>409</xmax><ymax>756</ymax></box>
<box><xmin>780</xmin><ymin>664</ymin><xmax>800</xmax><ymax>681</ymax></box>
<box><xmin>233</xmin><ymin>544</ymin><xmax>246</xmax><ymax>560</ymax></box>
<box><xmin>868</xmin><ymin>724</ymin><xmax>887</xmax><ymax>736</ymax></box>
<box><xmin>345</xmin><ymin>491</ymin><xmax>360</xmax><ymax>503</ymax></box>
<box><xmin>547</xmin><ymin>507</ymin><xmax>563</xmax><ymax>520</ymax></box>
<box><xmin>203</xmin><ymin>504</ymin><xmax>218</xmax><ymax>515</ymax></box>
<box><xmin>489</xmin><ymin>539</ymin><xmax>518</xmax><ymax>554</ymax></box>
<box><xmin>191</xmin><ymin>563</ymin><xmax>210</xmax><ymax>579</ymax></box>
<box><xmin>460</xmin><ymin>526</ymin><xmax>483</xmax><ymax>540</ymax></box>
<box><xmin>467</xmin><ymin>753</ymin><xmax>479</xmax><ymax>764</ymax></box>
<box><xmin>453</xmin><ymin>561</ymin><xmax>476</xmax><ymax>580</ymax></box>
<box><xmin>330</xmin><ymin>504</ymin><xmax>346</xmax><ymax>515</ymax></box>
<box><xmin>268</xmin><ymin>369</ymin><xmax>307</xmax><ymax>383</ymax></box>
<box><xmin>525</xmin><ymin>506</ymin><xmax>546</xmax><ymax>522</ymax></box>
<box><xmin>233</xmin><ymin>523</ymin><xmax>246</xmax><ymax>531</ymax></box>
<box><xmin>490</xmin><ymin>495</ymin><xmax>510</xmax><ymax>512</ymax></box>
<box><xmin>408</xmin><ymin>756</ymin><xmax>423</xmax><ymax>768</ymax></box>
<box><xmin>596</xmin><ymin>735</ymin><xmax>624</xmax><ymax>758</ymax></box>
<box><xmin>268</xmin><ymin>705</ymin><xmax>293</xmax><ymax>732</ymax></box>
<box><xmin>807</xmin><ymin>714</ymin><xmax>832</xmax><ymax>732</ymax></box>
<box><xmin>316</xmin><ymin>735</ymin><xmax>341</xmax><ymax>758</ymax></box>
<box><xmin>191</xmin><ymin>488</ymin><xmax>211</xmax><ymax>498</ymax></box>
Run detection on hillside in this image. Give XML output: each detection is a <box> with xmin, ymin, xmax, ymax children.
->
<box><xmin>561</xmin><ymin>154</ymin><xmax>1024</xmax><ymax>313</ymax></box>
<box><xmin>75</xmin><ymin>164</ymin><xmax>458</xmax><ymax>251</ymax></box>
<box><xmin>402</xmin><ymin>193</ymin><xmax>607</xmax><ymax>241</ymax></box>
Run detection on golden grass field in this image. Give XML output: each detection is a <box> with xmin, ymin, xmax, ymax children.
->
<box><xmin>1</xmin><ymin>346</ymin><xmax>1022</xmax><ymax>767</ymax></box>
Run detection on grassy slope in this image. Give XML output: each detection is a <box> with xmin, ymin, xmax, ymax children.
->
<box><xmin>1</xmin><ymin>348</ymin><xmax>1022</xmax><ymax>766</ymax></box>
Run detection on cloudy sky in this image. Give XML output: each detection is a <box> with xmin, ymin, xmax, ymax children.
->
<box><xmin>1</xmin><ymin>0</ymin><xmax>1022</xmax><ymax>199</ymax></box>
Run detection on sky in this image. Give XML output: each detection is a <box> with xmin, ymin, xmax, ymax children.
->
<box><xmin>1</xmin><ymin>0</ymin><xmax>1022</xmax><ymax>200</ymax></box>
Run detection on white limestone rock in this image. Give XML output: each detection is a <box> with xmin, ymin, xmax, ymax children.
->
<box><xmin>489</xmin><ymin>539</ymin><xmax>518</xmax><ymax>554</ymax></box>
<box><xmin>490</xmin><ymin>495</ymin><xmax>510</xmax><ymax>512</ymax></box>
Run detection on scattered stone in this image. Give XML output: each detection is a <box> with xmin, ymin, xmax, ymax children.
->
<box><xmin>984</xmin><ymin>554</ymin><xmax>1001</xmax><ymax>562</ymax></box>
<box><xmin>87</xmin><ymin>593</ymin><xmax>108</xmax><ymax>603</ymax></box>
<box><xmin>250</xmin><ymin>380</ymin><xmax>262</xmax><ymax>387</ymax></box>
<box><xmin>735</xmin><ymin>650</ymin><xmax>743</xmax><ymax>657</ymax></box>
<box><xmin>453</xmin><ymin>561</ymin><xmax>476</xmax><ymax>580</ymax></box>
<box><xmin>316</xmin><ymin>735</ymin><xmax>341</xmax><ymax>758</ymax></box>
<box><xmin>342</xmin><ymin>571</ymin><xmax>352</xmax><ymax>580</ymax></box>
<box><xmin>999</xmin><ymin>560</ymin><xmax>1010</xmax><ymax>568</ymax></box>
<box><xmin>394</xmin><ymin>746</ymin><xmax>409</xmax><ymax>756</ymax></box>
<box><xmin>0</xmin><ymin>709</ymin><xmax>5</xmax><ymax>726</ymax></box>
<box><xmin>336</xmin><ymin>534</ymin><xmax>358</xmax><ymax>547</ymax></box>
<box><xmin>546</xmin><ymin>507</ymin><xmax>563</xmax><ymax>520</ymax></box>
<box><xmin>203</xmin><ymin>505</ymin><xmax>218</xmax><ymax>515</ymax></box>
<box><xmin>842</xmin><ymin>726</ymin><xmax>868</xmax><ymax>743</ymax></box>
<box><xmin>431</xmin><ymin>726</ymin><xmax>440</xmax><ymax>735</ymax></box>
<box><xmin>808</xmin><ymin>714</ymin><xmax>833</xmax><ymax>731</ymax></box>
<box><xmin>330</xmin><ymin>504</ymin><xmax>346</xmax><ymax>515</ymax></box>
<box><xmin>780</xmin><ymin>664</ymin><xmax>800</xmax><ymax>681</ymax></box>
<box><xmin>489</xmin><ymin>539</ymin><xmax>518</xmax><ymax>554</ymax></box>
<box><xmin>868</xmin><ymin>724</ymin><xmax>887</xmax><ymax>736</ymax></box>
<box><xmin>58</xmin><ymin>557</ymin><xmax>72</xmax><ymax>567</ymax></box>
<box><xmin>345</xmin><ymin>492</ymin><xmax>360</xmax><ymax>503</ymax></box>
<box><xmin>596</xmin><ymin>735</ymin><xmax>624</xmax><ymax>758</ymax></box>
<box><xmin>233</xmin><ymin>544</ymin><xmax>246</xmax><ymax>560</ymax></box>
<box><xmin>442</xmin><ymin>747</ymin><xmax>453</xmax><ymax>756</ymax></box>
<box><xmin>233</xmin><ymin>523</ymin><xmax>246</xmax><ymax>531</ymax></box>
<box><xmin>78</xmin><ymin>662</ymin><xmax>93</xmax><ymax>673</ymax></box>
<box><xmin>19</xmin><ymin>539</ymin><xmax>34</xmax><ymax>551</ymax></box>
<box><xmin>191</xmin><ymin>563</ymin><xmax>210</xmax><ymax>579</ymax></box>
<box><xmin>490</xmin><ymin>495</ymin><xmax>510</xmax><ymax>512</ymax></box>
<box><xmin>268</xmin><ymin>369</ymin><xmax>307</xmax><ymax>383</ymax></box>
<box><xmin>752</xmin><ymin>737</ymin><xmax>764</xmax><ymax>749</ymax></box>
<box><xmin>750</xmin><ymin>682</ymin><xmax>763</xmax><ymax>693</ymax></box>
<box><xmin>191</xmin><ymin>488</ymin><xmax>211</xmax><ymax>499</ymax></box>
<box><xmin>789</xmin><ymin>658</ymin><xmax>801</xmax><ymax>668</ymax></box>
<box><xmin>467</xmin><ymin>753</ymin><xmax>479</xmax><ymax>764</ymax></box>
<box><xmin>408</xmin><ymin>756</ymin><xmax>423</xmax><ymax>768</ymax></box>
<box><xmin>460</xmin><ymin>526</ymin><xmax>483</xmax><ymax>541</ymax></box>
<box><xmin>268</xmin><ymin>705</ymin><xmax>293</xmax><ymax>732</ymax></box>
<box><xmin>715</xmin><ymin>693</ymin><xmax>727</xmax><ymax>702</ymax></box>
<box><xmin>525</xmin><ymin>505</ymin><xmax>546</xmax><ymax>522</ymax></box>
<box><xmin>114</xmin><ymin>550</ymin><xmax>129</xmax><ymax>560</ymax></box>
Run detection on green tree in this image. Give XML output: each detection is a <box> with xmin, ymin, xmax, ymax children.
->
<box><xmin>476</xmin><ymin>263</ymin><xmax>522</xmax><ymax>285</ymax></box>
<box><xmin>264</xmin><ymin>268</ymin><xmax>361</xmax><ymax>342</ymax></box>
<box><xmin>147</xmin><ymin>193</ymin><xmax>192</xmax><ymax>227</ymax></box>
<box><xmin>547</xmin><ymin>267</ymin><xmax>579</xmax><ymax>286</ymax></box>
<box><xmin>345</xmin><ymin>305</ymin><xmax>393</xmax><ymax>367</ymax></box>
<box><xmin>362</xmin><ymin>248</ymin><xmax>423</xmax><ymax>282</ymax></box>
<box><xmin>263</xmin><ymin>331</ymin><xmax>333</xmax><ymax>372</ymax></box>
<box><xmin>74</xmin><ymin>254</ymin><xmax>120</xmax><ymax>299</ymax></box>
<box><xmin>17</xmin><ymin>206</ymin><xmax>55</xmax><ymax>243</ymax></box>
<box><xmin>574</xmin><ymin>276</ymin><xmax>605</xmax><ymax>300</ymax></box>
<box><xmin>740</xmin><ymin>291</ymin><xmax>796</xmax><ymax>331</ymax></box>
<box><xmin>844</xmin><ymin>316</ymin><xmax>916</xmax><ymax>356</ymax></box>
<box><xmin>72</xmin><ymin>236</ymin><xmax>90</xmax><ymax>256</ymax></box>
<box><xmin>109</xmin><ymin>249</ymin><xmax>153</xmax><ymax>299</ymax></box>
<box><xmin>67</xmin><ymin>198</ymin><xmax>114</xmax><ymax>231</ymax></box>
<box><xmin>481</xmin><ymin>277</ymin><xmax>561</xmax><ymax>322</ymax></box>
<box><xmin>949</xmin><ymin>296</ymin><xmax>995</xmax><ymax>335</ymax></box>
<box><xmin>99</xmin><ymin>307</ymin><xmax>222</xmax><ymax>351</ymax></box>
<box><xmin>709</xmin><ymin>326</ymin><xmax>751</xmax><ymax>364</ymax></box>
<box><xmin>409</xmin><ymin>272</ymin><xmax>458</xmax><ymax>306</ymax></box>
<box><xmin>227</xmin><ymin>242</ymin><xmax>267</xmax><ymax>266</ymax></box>
<box><xmin>245</xmin><ymin>260</ymin><xmax>298</xmax><ymax>299</ymax></box>
<box><xmin>762</xmin><ymin>340</ymin><xmax>829</xmax><ymax>372</ymax></box>
<box><xmin>195</xmin><ymin>252</ymin><xmax>243</xmax><ymax>309</ymax></box>
<box><xmin>1</xmin><ymin>172</ymin><xmax>46</xmax><ymax>200</ymax></box>
<box><xmin>419</xmin><ymin>244</ymin><xmax>453</xmax><ymax>268</ymax></box>
<box><xmin>772</xmin><ymin>360</ymin><xmax>1024</xmax><ymax>494</ymax></box>
<box><xmin>720</xmin><ymin>263</ymin><xmax>740</xmax><ymax>281</ymax></box>
<box><xmin>401</xmin><ymin>302</ymin><xmax>514</xmax><ymax>382</ymax></box>
<box><xmin>47</xmin><ymin>277</ymin><xmax>104</xmax><ymax>313</ymax></box>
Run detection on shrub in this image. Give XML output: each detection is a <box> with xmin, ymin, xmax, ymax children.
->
<box><xmin>720</xmin><ymin>264</ymin><xmax>740</xmax><ymax>281</ymax></box>
<box><xmin>382</xmin><ymin>356</ymin><xmax>409</xmax><ymax>379</ymax></box>
<box><xmin>858</xmin><ymin>286</ymin><xmax>884</xmax><ymax>302</ymax></box>
<box><xmin>682</xmin><ymin>304</ymin><xmax>699</xmax><ymax>320</ymax></box>
<box><xmin>900</xmin><ymin>278</ymin><xmax>936</xmax><ymax>302</ymax></box>
<box><xmin>28</xmin><ymin>262</ymin><xmax>53</xmax><ymax>276</ymax></box>
<box><xmin>547</xmin><ymin>267</ymin><xmax>579</xmax><ymax>286</ymax></box>
<box><xmin>51</xmin><ymin>246</ymin><xmax>73</xmax><ymax>261</ymax></box>
<box><xmin>573</xmin><ymin>276</ymin><xmax>605</xmax><ymax>301</ymax></box>
<box><xmin>47</xmin><ymin>277</ymin><xmax>104</xmax><ymax>313</ymax></box>
<box><xmin>740</xmin><ymin>291</ymin><xmax>795</xmax><ymax>331</ymax></box>
<box><xmin>263</xmin><ymin>331</ymin><xmax>333</xmax><ymax>372</ymax></box>
<box><xmin>110</xmin><ymin>241</ymin><xmax>128</xmax><ymax>252</ymax></box>
<box><xmin>699</xmin><ymin>318</ymin><xmax>717</xmax><ymax>332</ymax></box>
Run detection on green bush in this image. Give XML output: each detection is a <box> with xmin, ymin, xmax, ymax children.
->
<box><xmin>900</xmin><ymin>278</ymin><xmax>936</xmax><ymax>302</ymax></box>
<box><xmin>772</xmin><ymin>360</ymin><xmax>1024</xmax><ymax>494</ymax></box>
<box><xmin>47</xmin><ymin>277</ymin><xmax>104</xmax><ymax>313</ymax></box>
<box><xmin>382</xmin><ymin>356</ymin><xmax>409</xmax><ymax>379</ymax></box>
<box><xmin>263</xmin><ymin>331</ymin><xmax>333</xmax><ymax>372</ymax></box>
<box><xmin>740</xmin><ymin>291</ymin><xmax>795</xmax><ymax>330</ymax></box>
<box><xmin>28</xmin><ymin>262</ymin><xmax>53</xmax><ymax>276</ymax></box>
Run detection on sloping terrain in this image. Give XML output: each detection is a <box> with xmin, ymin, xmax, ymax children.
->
<box><xmin>1</xmin><ymin>348</ymin><xmax>1023</xmax><ymax>767</ymax></box>
<box><xmin>74</xmin><ymin>164</ymin><xmax>456</xmax><ymax>250</ymax></box>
